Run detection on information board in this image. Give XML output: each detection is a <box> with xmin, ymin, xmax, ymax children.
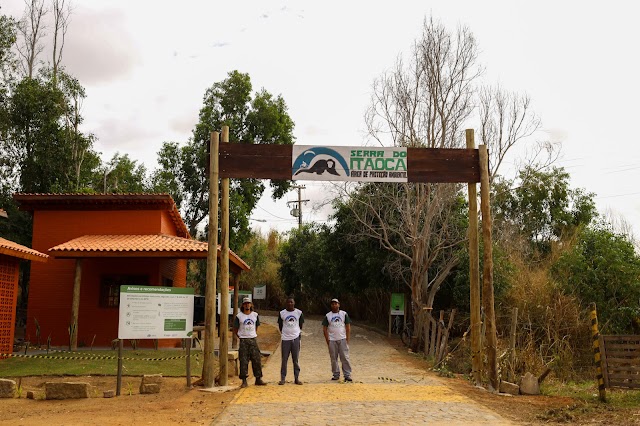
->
<box><xmin>118</xmin><ymin>285</ymin><xmax>194</xmax><ymax>339</ymax></box>
<box><xmin>390</xmin><ymin>293</ymin><xmax>405</xmax><ymax>315</ymax></box>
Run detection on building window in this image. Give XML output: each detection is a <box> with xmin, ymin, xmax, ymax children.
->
<box><xmin>100</xmin><ymin>275</ymin><xmax>149</xmax><ymax>308</ymax></box>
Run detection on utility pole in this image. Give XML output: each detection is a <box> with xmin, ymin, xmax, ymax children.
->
<box><xmin>287</xmin><ymin>185</ymin><xmax>309</xmax><ymax>229</ymax></box>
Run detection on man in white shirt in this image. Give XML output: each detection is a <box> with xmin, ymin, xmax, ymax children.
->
<box><xmin>278</xmin><ymin>296</ymin><xmax>304</xmax><ymax>385</ymax></box>
<box><xmin>233</xmin><ymin>298</ymin><xmax>267</xmax><ymax>388</ymax></box>
<box><xmin>322</xmin><ymin>298</ymin><xmax>352</xmax><ymax>382</ymax></box>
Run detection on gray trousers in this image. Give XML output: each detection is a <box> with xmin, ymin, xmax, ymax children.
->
<box><xmin>328</xmin><ymin>339</ymin><xmax>352</xmax><ymax>379</ymax></box>
<box><xmin>280</xmin><ymin>336</ymin><xmax>301</xmax><ymax>380</ymax></box>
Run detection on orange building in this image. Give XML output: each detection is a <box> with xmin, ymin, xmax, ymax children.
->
<box><xmin>13</xmin><ymin>193</ymin><xmax>249</xmax><ymax>349</ymax></box>
<box><xmin>0</xmin><ymin>237</ymin><xmax>48</xmax><ymax>356</ymax></box>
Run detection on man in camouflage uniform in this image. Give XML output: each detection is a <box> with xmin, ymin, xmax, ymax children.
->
<box><xmin>233</xmin><ymin>297</ymin><xmax>267</xmax><ymax>388</ymax></box>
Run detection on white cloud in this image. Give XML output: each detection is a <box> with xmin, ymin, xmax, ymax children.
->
<box><xmin>63</xmin><ymin>6</ymin><xmax>140</xmax><ymax>85</ymax></box>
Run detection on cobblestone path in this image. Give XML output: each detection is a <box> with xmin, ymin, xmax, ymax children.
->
<box><xmin>212</xmin><ymin>315</ymin><xmax>512</xmax><ymax>425</ymax></box>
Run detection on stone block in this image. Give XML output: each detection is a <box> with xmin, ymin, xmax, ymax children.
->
<box><xmin>45</xmin><ymin>382</ymin><xmax>90</xmax><ymax>400</ymax></box>
<box><xmin>103</xmin><ymin>390</ymin><xmax>115</xmax><ymax>398</ymax></box>
<box><xmin>228</xmin><ymin>351</ymin><xmax>239</xmax><ymax>376</ymax></box>
<box><xmin>140</xmin><ymin>374</ymin><xmax>162</xmax><ymax>394</ymax></box>
<box><xmin>0</xmin><ymin>378</ymin><xmax>17</xmax><ymax>398</ymax></box>
<box><xmin>499</xmin><ymin>380</ymin><xmax>520</xmax><ymax>396</ymax></box>
<box><xmin>26</xmin><ymin>390</ymin><xmax>36</xmax><ymax>399</ymax></box>
<box><xmin>519</xmin><ymin>372</ymin><xmax>540</xmax><ymax>395</ymax></box>
<box><xmin>140</xmin><ymin>383</ymin><xmax>160</xmax><ymax>394</ymax></box>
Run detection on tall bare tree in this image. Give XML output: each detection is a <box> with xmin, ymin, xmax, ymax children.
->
<box><xmin>478</xmin><ymin>85</ymin><xmax>544</xmax><ymax>179</ymax></box>
<box><xmin>16</xmin><ymin>0</ymin><xmax>47</xmax><ymax>78</ymax></box>
<box><xmin>51</xmin><ymin>0</ymin><xmax>70</xmax><ymax>82</ymax></box>
<box><xmin>349</xmin><ymin>18</ymin><xmax>481</xmax><ymax>328</ymax></box>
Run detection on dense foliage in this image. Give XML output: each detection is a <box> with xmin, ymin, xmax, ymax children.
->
<box><xmin>552</xmin><ymin>224</ymin><xmax>640</xmax><ymax>334</ymax></box>
<box><xmin>152</xmin><ymin>70</ymin><xmax>295</xmax><ymax>249</ymax></box>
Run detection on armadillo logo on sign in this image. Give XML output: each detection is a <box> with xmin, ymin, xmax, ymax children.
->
<box><xmin>292</xmin><ymin>147</ymin><xmax>350</xmax><ymax>180</ymax></box>
<box><xmin>292</xmin><ymin>146</ymin><xmax>408</xmax><ymax>182</ymax></box>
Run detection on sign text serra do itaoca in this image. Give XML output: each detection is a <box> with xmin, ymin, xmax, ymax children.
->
<box><xmin>292</xmin><ymin>146</ymin><xmax>407</xmax><ymax>182</ymax></box>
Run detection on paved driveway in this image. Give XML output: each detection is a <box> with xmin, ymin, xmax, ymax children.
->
<box><xmin>212</xmin><ymin>314</ymin><xmax>512</xmax><ymax>425</ymax></box>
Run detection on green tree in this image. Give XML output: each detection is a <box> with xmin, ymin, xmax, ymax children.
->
<box><xmin>439</xmin><ymin>242</ymin><xmax>515</xmax><ymax>312</ymax></box>
<box><xmin>493</xmin><ymin>166</ymin><xmax>597</xmax><ymax>253</ymax></box>
<box><xmin>551</xmin><ymin>224</ymin><xmax>640</xmax><ymax>334</ymax></box>
<box><xmin>7</xmin><ymin>75</ymin><xmax>66</xmax><ymax>192</ymax></box>
<box><xmin>279</xmin><ymin>224</ymin><xmax>334</xmax><ymax>298</ymax></box>
<box><xmin>238</xmin><ymin>230</ymin><xmax>285</xmax><ymax>309</ymax></box>
<box><xmin>97</xmin><ymin>153</ymin><xmax>148</xmax><ymax>193</ymax></box>
<box><xmin>0</xmin><ymin>9</ymin><xmax>17</xmax><ymax>141</ymax></box>
<box><xmin>152</xmin><ymin>70</ymin><xmax>295</xmax><ymax>249</ymax></box>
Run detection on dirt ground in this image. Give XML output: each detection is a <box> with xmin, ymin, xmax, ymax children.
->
<box><xmin>0</xmin><ymin>323</ymin><xmax>282</xmax><ymax>426</ymax></box>
<box><xmin>1</xmin><ymin>322</ymin><xmax>638</xmax><ymax>425</ymax></box>
<box><xmin>385</xmin><ymin>338</ymin><xmax>640</xmax><ymax>425</ymax></box>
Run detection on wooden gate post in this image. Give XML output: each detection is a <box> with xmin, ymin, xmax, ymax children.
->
<box><xmin>589</xmin><ymin>303</ymin><xmax>607</xmax><ymax>402</ymax></box>
<box><xmin>232</xmin><ymin>274</ymin><xmax>240</xmax><ymax>349</ymax></box>
<box><xmin>466</xmin><ymin>129</ymin><xmax>482</xmax><ymax>385</ymax></box>
<box><xmin>203</xmin><ymin>131</ymin><xmax>220</xmax><ymax>388</ymax></box>
<box><xmin>479</xmin><ymin>144</ymin><xmax>498</xmax><ymax>390</ymax></box>
<box><xmin>219</xmin><ymin>126</ymin><xmax>231</xmax><ymax>385</ymax></box>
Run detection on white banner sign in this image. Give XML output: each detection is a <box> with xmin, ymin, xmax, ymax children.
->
<box><xmin>253</xmin><ymin>285</ymin><xmax>267</xmax><ymax>300</ymax></box>
<box><xmin>118</xmin><ymin>286</ymin><xmax>194</xmax><ymax>339</ymax></box>
<box><xmin>292</xmin><ymin>146</ymin><xmax>408</xmax><ymax>182</ymax></box>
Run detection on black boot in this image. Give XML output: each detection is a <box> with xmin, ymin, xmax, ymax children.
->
<box><xmin>240</xmin><ymin>379</ymin><xmax>248</xmax><ymax>388</ymax></box>
<box><xmin>255</xmin><ymin>377</ymin><xmax>267</xmax><ymax>386</ymax></box>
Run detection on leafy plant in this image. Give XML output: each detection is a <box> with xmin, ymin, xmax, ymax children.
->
<box><xmin>552</xmin><ymin>224</ymin><xmax>640</xmax><ymax>334</ymax></box>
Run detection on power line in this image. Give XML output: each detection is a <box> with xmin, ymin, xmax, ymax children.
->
<box><xmin>256</xmin><ymin>204</ymin><xmax>290</xmax><ymax>220</ymax></box>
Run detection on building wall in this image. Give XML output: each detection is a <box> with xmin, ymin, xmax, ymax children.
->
<box><xmin>79</xmin><ymin>258</ymin><xmax>164</xmax><ymax>347</ymax></box>
<box><xmin>160</xmin><ymin>259</ymin><xmax>187</xmax><ymax>288</ymax></box>
<box><xmin>0</xmin><ymin>255</ymin><xmax>19</xmax><ymax>356</ymax></box>
<box><xmin>27</xmin><ymin>209</ymin><xmax>184</xmax><ymax>348</ymax></box>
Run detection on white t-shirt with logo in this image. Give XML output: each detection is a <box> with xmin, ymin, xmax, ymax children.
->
<box><xmin>323</xmin><ymin>310</ymin><xmax>351</xmax><ymax>341</ymax></box>
<box><xmin>279</xmin><ymin>308</ymin><xmax>303</xmax><ymax>340</ymax></box>
<box><xmin>235</xmin><ymin>311</ymin><xmax>259</xmax><ymax>338</ymax></box>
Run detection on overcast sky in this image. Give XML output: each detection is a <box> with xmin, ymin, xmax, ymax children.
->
<box><xmin>4</xmin><ymin>1</ymin><xmax>640</xmax><ymax>238</ymax></box>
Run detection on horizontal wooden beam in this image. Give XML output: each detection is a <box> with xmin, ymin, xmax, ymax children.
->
<box><xmin>218</xmin><ymin>144</ymin><xmax>481</xmax><ymax>183</ymax></box>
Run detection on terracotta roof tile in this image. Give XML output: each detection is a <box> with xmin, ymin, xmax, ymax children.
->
<box><xmin>50</xmin><ymin>234</ymin><xmax>206</xmax><ymax>254</ymax></box>
<box><xmin>0</xmin><ymin>237</ymin><xmax>49</xmax><ymax>262</ymax></box>
<box><xmin>49</xmin><ymin>234</ymin><xmax>250</xmax><ymax>271</ymax></box>
<box><xmin>13</xmin><ymin>193</ymin><xmax>190</xmax><ymax>238</ymax></box>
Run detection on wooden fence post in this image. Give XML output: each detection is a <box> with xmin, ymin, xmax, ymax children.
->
<box><xmin>509</xmin><ymin>307</ymin><xmax>518</xmax><ymax>382</ymax></box>
<box><xmin>589</xmin><ymin>303</ymin><xmax>607</xmax><ymax>402</ymax></box>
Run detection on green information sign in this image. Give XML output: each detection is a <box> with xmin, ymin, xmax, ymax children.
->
<box><xmin>164</xmin><ymin>319</ymin><xmax>187</xmax><ymax>331</ymax></box>
<box><xmin>118</xmin><ymin>285</ymin><xmax>194</xmax><ymax>339</ymax></box>
<box><xmin>390</xmin><ymin>293</ymin><xmax>405</xmax><ymax>315</ymax></box>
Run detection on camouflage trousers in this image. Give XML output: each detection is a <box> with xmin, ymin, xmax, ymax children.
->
<box><xmin>239</xmin><ymin>337</ymin><xmax>263</xmax><ymax>380</ymax></box>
